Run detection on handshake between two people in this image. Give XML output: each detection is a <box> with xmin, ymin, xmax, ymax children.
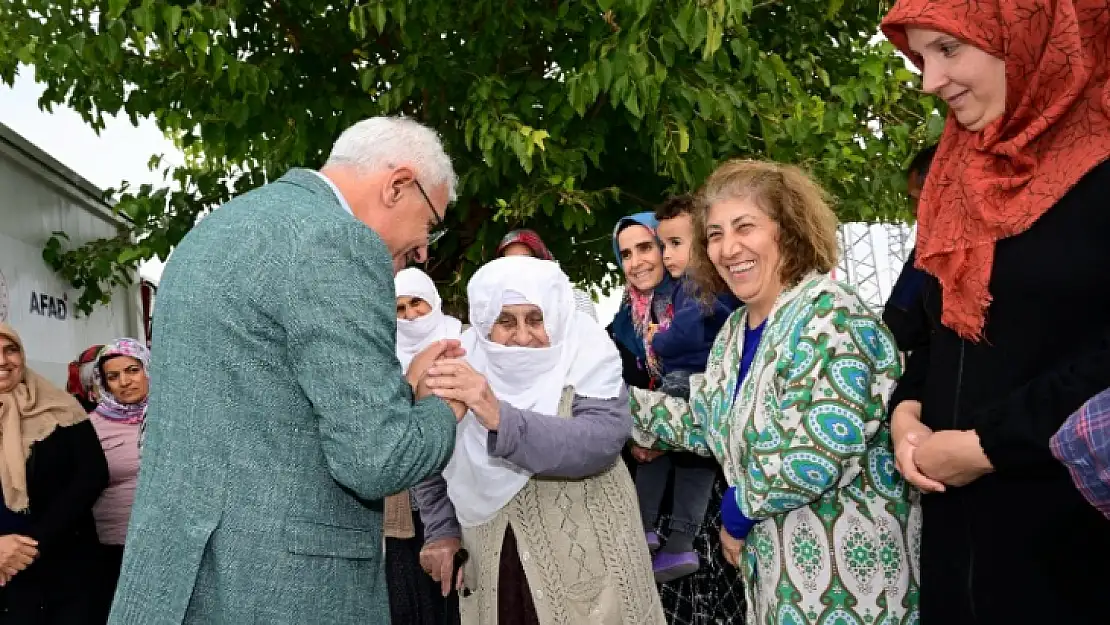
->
<box><xmin>404</xmin><ymin>339</ymin><xmax>502</xmax><ymax>431</ymax></box>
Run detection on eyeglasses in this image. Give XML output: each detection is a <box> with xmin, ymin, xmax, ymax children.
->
<box><xmin>413</xmin><ymin>179</ymin><xmax>447</xmax><ymax>246</ymax></box>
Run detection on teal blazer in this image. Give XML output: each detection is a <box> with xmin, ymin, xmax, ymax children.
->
<box><xmin>108</xmin><ymin>169</ymin><xmax>457</xmax><ymax>625</ymax></box>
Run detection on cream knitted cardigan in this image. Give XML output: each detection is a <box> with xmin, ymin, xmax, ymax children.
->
<box><xmin>455</xmin><ymin>387</ymin><xmax>666</xmax><ymax>625</ymax></box>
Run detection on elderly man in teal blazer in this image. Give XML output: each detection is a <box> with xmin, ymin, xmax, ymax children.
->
<box><xmin>108</xmin><ymin>117</ymin><xmax>464</xmax><ymax>625</ymax></box>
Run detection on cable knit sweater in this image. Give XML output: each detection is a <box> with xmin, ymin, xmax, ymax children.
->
<box><xmin>414</xmin><ymin>387</ymin><xmax>665</xmax><ymax>625</ymax></box>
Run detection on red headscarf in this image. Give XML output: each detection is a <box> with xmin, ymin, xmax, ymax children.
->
<box><xmin>496</xmin><ymin>229</ymin><xmax>554</xmax><ymax>261</ymax></box>
<box><xmin>882</xmin><ymin>0</ymin><xmax>1110</xmax><ymax>341</ymax></box>
<box><xmin>66</xmin><ymin>344</ymin><xmax>103</xmax><ymax>408</ymax></box>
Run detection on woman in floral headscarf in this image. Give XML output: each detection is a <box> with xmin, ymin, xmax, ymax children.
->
<box><xmin>881</xmin><ymin>0</ymin><xmax>1110</xmax><ymax>622</ymax></box>
<box><xmin>88</xmin><ymin>338</ymin><xmax>149</xmax><ymax>621</ymax></box>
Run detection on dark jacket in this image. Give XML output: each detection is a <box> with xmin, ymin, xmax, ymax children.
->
<box><xmin>651</xmin><ymin>278</ymin><xmax>741</xmax><ymax>374</ymax></box>
<box><xmin>889</xmin><ymin>159</ymin><xmax>1110</xmax><ymax>625</ymax></box>
<box><xmin>0</xmin><ymin>420</ymin><xmax>109</xmax><ymax>625</ymax></box>
<box><xmin>608</xmin><ymin>304</ymin><xmax>651</xmax><ymax>390</ymax></box>
<box><xmin>882</xmin><ymin>248</ymin><xmax>931</xmax><ymax>353</ymax></box>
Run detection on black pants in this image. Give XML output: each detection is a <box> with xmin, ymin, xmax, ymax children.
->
<box><xmin>385</xmin><ymin>512</ymin><xmax>460</xmax><ymax>625</ymax></box>
<box><xmin>636</xmin><ymin>452</ymin><xmax>717</xmax><ymax>538</ymax></box>
<box><xmin>94</xmin><ymin>544</ymin><xmax>125</xmax><ymax>624</ymax></box>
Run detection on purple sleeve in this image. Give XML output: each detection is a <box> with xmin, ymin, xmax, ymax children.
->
<box><xmin>1051</xmin><ymin>388</ymin><xmax>1110</xmax><ymax>520</ymax></box>
<box><xmin>410</xmin><ymin>475</ymin><xmax>462</xmax><ymax>544</ymax></box>
<box><xmin>486</xmin><ymin>388</ymin><xmax>632</xmax><ymax>479</ymax></box>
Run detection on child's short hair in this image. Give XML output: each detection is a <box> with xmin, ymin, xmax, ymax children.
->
<box><xmin>654</xmin><ymin>194</ymin><xmax>696</xmax><ymax>222</ymax></box>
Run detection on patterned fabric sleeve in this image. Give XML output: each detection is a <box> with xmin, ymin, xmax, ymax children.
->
<box><xmin>736</xmin><ymin>291</ymin><xmax>899</xmax><ymax>519</ymax></box>
<box><xmin>1051</xmin><ymin>387</ymin><xmax>1110</xmax><ymax>519</ymax></box>
<box><xmin>629</xmin><ymin>385</ymin><xmax>713</xmax><ymax>456</ymax></box>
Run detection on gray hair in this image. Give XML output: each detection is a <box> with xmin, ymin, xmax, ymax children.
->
<box><xmin>324</xmin><ymin>116</ymin><xmax>458</xmax><ymax>202</ymax></box>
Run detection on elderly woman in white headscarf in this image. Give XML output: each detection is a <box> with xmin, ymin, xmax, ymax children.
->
<box><xmin>387</xmin><ymin>267</ymin><xmax>464</xmax><ymax>625</ymax></box>
<box><xmin>413</xmin><ymin>256</ymin><xmax>664</xmax><ymax>625</ymax></box>
<box><xmin>395</xmin><ymin>267</ymin><xmax>464</xmax><ymax>370</ymax></box>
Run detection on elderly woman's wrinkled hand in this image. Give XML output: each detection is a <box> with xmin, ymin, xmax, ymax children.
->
<box><xmin>419</xmin><ymin>537</ymin><xmax>464</xmax><ymax>597</ymax></box>
<box><xmin>425</xmin><ymin>358</ymin><xmax>501</xmax><ymax>430</ymax></box>
<box><xmin>405</xmin><ymin>340</ymin><xmax>465</xmax><ymax>390</ymax></box>
<box><xmin>415</xmin><ymin>376</ymin><xmax>468</xmax><ymax>421</ymax></box>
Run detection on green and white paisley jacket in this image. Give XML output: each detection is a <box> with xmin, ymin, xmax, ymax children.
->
<box><xmin>630</xmin><ymin>272</ymin><xmax>921</xmax><ymax>625</ymax></box>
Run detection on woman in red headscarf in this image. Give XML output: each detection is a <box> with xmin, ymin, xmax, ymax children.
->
<box><xmin>65</xmin><ymin>345</ymin><xmax>104</xmax><ymax>413</ymax></box>
<box><xmin>881</xmin><ymin>1</ymin><xmax>1110</xmax><ymax>623</ymax></box>
<box><xmin>497</xmin><ymin>229</ymin><xmax>599</xmax><ymax>321</ymax></box>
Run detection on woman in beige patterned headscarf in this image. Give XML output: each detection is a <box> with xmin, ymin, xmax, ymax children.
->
<box><xmin>0</xmin><ymin>323</ymin><xmax>109</xmax><ymax>624</ymax></box>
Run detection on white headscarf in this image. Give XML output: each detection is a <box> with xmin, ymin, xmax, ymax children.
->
<box><xmin>442</xmin><ymin>256</ymin><xmax>624</xmax><ymax>527</ymax></box>
<box><xmin>394</xmin><ymin>268</ymin><xmax>462</xmax><ymax>371</ymax></box>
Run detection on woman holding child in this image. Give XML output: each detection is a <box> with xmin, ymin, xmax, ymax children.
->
<box><xmin>608</xmin><ymin>208</ymin><xmax>746</xmax><ymax>622</ymax></box>
<box><xmin>630</xmin><ymin>160</ymin><xmax>919</xmax><ymax>624</ymax></box>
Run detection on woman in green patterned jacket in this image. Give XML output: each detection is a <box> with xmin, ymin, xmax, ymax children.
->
<box><xmin>629</xmin><ymin>159</ymin><xmax>920</xmax><ymax>625</ymax></box>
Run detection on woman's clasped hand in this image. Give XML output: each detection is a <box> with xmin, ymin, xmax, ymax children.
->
<box><xmin>891</xmin><ymin>400</ymin><xmax>993</xmax><ymax>492</ymax></box>
<box><xmin>423</xmin><ymin>358</ymin><xmax>501</xmax><ymax>431</ymax></box>
<box><xmin>0</xmin><ymin>534</ymin><xmax>38</xmax><ymax>585</ymax></box>
<box><xmin>405</xmin><ymin>339</ymin><xmax>469</xmax><ymax>421</ymax></box>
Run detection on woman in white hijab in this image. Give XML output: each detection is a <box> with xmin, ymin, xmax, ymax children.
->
<box><xmin>395</xmin><ymin>267</ymin><xmax>464</xmax><ymax>371</ymax></box>
<box><xmin>387</xmin><ymin>268</ymin><xmax>464</xmax><ymax>625</ymax></box>
<box><xmin>413</xmin><ymin>256</ymin><xmax>665</xmax><ymax>625</ymax></box>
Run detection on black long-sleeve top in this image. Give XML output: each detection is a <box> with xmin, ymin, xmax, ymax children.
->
<box><xmin>0</xmin><ymin>419</ymin><xmax>109</xmax><ymax>617</ymax></box>
<box><xmin>888</xmin><ymin>159</ymin><xmax>1110</xmax><ymax>624</ymax></box>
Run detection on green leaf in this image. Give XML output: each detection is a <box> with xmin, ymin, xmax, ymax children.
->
<box><xmin>658</xmin><ymin>36</ymin><xmax>676</xmax><ymax>66</ymax></box>
<box><xmin>624</xmin><ymin>90</ymin><xmax>641</xmax><ymax>118</ymax></box>
<box><xmin>674</xmin><ymin>3</ymin><xmax>694</xmax><ymax>46</ymax></box>
<box><xmin>531</xmin><ymin>129</ymin><xmax>549</xmax><ymax>150</ymax></box>
<box><xmin>190</xmin><ymin>30</ymin><xmax>209</xmax><ymax>52</ymax></box>
<box><xmin>703</xmin><ymin>17</ymin><xmax>722</xmax><ymax>60</ymax></box>
<box><xmin>132</xmin><ymin>6</ymin><xmax>155</xmax><ymax>34</ymax></box>
<box><xmin>164</xmin><ymin>5</ymin><xmax>183</xmax><ymax>34</ymax></box>
<box><xmin>372</xmin><ymin>4</ymin><xmax>388</xmax><ymax>33</ymax></box>
<box><xmin>117</xmin><ymin>248</ymin><xmax>143</xmax><ymax>264</ymax></box>
<box><xmin>349</xmin><ymin>5</ymin><xmax>367</xmax><ymax>37</ymax></box>
<box><xmin>677</xmin><ymin>124</ymin><xmax>690</xmax><ymax>153</ymax></box>
<box><xmin>926</xmin><ymin>113</ymin><xmax>947</xmax><ymax>141</ymax></box>
<box><xmin>894</xmin><ymin>68</ymin><xmax>916</xmax><ymax>82</ymax></box>
<box><xmin>598</xmin><ymin>57</ymin><xmax>613</xmax><ymax>90</ymax></box>
<box><xmin>107</xmin><ymin>0</ymin><xmax>129</xmax><ymax>20</ymax></box>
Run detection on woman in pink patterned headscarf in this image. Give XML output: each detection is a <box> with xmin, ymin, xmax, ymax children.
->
<box><xmin>88</xmin><ymin>338</ymin><xmax>149</xmax><ymax>621</ymax></box>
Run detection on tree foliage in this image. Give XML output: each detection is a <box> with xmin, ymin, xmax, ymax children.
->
<box><xmin>0</xmin><ymin>0</ymin><xmax>942</xmax><ymax>315</ymax></box>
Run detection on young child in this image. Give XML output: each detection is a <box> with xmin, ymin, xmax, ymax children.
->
<box><xmin>636</xmin><ymin>195</ymin><xmax>740</xmax><ymax>582</ymax></box>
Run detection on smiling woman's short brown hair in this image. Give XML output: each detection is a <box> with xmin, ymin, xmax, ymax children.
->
<box><xmin>688</xmin><ymin>159</ymin><xmax>840</xmax><ymax>301</ymax></box>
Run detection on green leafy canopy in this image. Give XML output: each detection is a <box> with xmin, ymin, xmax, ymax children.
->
<box><xmin>0</xmin><ymin>0</ymin><xmax>942</xmax><ymax>315</ymax></box>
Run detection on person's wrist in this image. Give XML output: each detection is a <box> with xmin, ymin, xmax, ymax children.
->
<box><xmin>721</xmin><ymin>486</ymin><xmax>756</xmax><ymax>539</ymax></box>
<box><xmin>967</xmin><ymin>430</ymin><xmax>994</xmax><ymax>473</ymax></box>
<box><xmin>480</xmin><ymin>401</ymin><xmax>501</xmax><ymax>431</ymax></box>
